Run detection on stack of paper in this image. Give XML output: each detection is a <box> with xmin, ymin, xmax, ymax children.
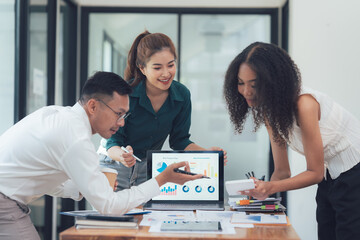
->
<box><xmin>228</xmin><ymin>197</ymin><xmax>286</xmax><ymax>213</ymax></box>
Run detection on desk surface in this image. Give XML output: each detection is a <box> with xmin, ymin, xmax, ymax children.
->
<box><xmin>59</xmin><ymin>216</ymin><xmax>300</xmax><ymax>240</ymax></box>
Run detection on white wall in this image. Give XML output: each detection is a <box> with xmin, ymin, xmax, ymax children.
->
<box><xmin>288</xmin><ymin>1</ymin><xmax>360</xmax><ymax>239</ymax></box>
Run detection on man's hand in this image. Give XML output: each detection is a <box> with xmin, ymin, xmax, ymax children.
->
<box><xmin>209</xmin><ymin>146</ymin><xmax>228</xmax><ymax>166</ymax></box>
<box><xmin>113</xmin><ymin>180</ymin><xmax>118</xmax><ymax>191</ymax></box>
<box><xmin>155</xmin><ymin>161</ymin><xmax>203</xmax><ymax>187</ymax></box>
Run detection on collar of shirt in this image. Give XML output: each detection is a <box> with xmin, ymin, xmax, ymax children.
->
<box><xmin>130</xmin><ymin>80</ymin><xmax>185</xmax><ymax>113</ymax></box>
<box><xmin>72</xmin><ymin>102</ymin><xmax>92</xmax><ymax>138</ymax></box>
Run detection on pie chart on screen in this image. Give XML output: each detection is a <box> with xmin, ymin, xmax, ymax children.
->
<box><xmin>182</xmin><ymin>185</ymin><xmax>189</xmax><ymax>192</ymax></box>
<box><xmin>156</xmin><ymin>162</ymin><xmax>167</xmax><ymax>173</ymax></box>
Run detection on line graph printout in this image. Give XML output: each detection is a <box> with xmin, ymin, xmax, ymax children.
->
<box><xmin>151</xmin><ymin>152</ymin><xmax>220</xmax><ymax>200</ymax></box>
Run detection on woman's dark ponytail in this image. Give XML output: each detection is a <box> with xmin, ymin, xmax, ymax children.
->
<box><xmin>124</xmin><ymin>31</ymin><xmax>150</xmax><ymax>87</ymax></box>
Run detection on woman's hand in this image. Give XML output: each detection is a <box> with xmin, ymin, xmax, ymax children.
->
<box><xmin>119</xmin><ymin>146</ymin><xmax>136</xmax><ymax>167</ymax></box>
<box><xmin>240</xmin><ymin>179</ymin><xmax>273</xmax><ymax>200</ymax></box>
<box><xmin>107</xmin><ymin>145</ymin><xmax>136</xmax><ymax>168</ymax></box>
<box><xmin>184</xmin><ymin>144</ymin><xmax>228</xmax><ymax>166</ymax></box>
<box><xmin>209</xmin><ymin>146</ymin><xmax>228</xmax><ymax>166</ymax></box>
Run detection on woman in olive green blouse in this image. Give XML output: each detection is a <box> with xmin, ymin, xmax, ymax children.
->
<box><xmin>99</xmin><ymin>31</ymin><xmax>226</xmax><ymax>191</ymax></box>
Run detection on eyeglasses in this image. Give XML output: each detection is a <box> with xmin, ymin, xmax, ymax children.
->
<box><xmin>96</xmin><ymin>99</ymin><xmax>131</xmax><ymax>121</ymax></box>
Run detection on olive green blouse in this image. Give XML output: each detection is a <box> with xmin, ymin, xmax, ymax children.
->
<box><xmin>105</xmin><ymin>80</ymin><xmax>193</xmax><ymax>159</ymax></box>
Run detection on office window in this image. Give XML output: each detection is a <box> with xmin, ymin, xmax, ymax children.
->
<box><xmin>0</xmin><ymin>0</ymin><xmax>15</xmax><ymax>134</ymax></box>
<box><xmin>180</xmin><ymin>14</ymin><xmax>271</xmax><ymax>191</ymax></box>
<box><xmin>27</xmin><ymin>9</ymin><xmax>48</xmax><ymax>114</ymax></box>
<box><xmin>88</xmin><ymin>13</ymin><xmax>178</xmax><ymax>78</ymax></box>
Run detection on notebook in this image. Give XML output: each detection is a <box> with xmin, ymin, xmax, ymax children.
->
<box><xmin>143</xmin><ymin>150</ymin><xmax>224</xmax><ymax>211</ymax></box>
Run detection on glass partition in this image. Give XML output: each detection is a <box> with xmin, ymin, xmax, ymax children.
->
<box><xmin>0</xmin><ymin>0</ymin><xmax>15</xmax><ymax>134</ymax></box>
<box><xmin>27</xmin><ymin>9</ymin><xmax>48</xmax><ymax>114</ymax></box>
<box><xmin>88</xmin><ymin>13</ymin><xmax>178</xmax><ymax>78</ymax></box>
<box><xmin>180</xmin><ymin>14</ymin><xmax>271</xmax><ymax>198</ymax></box>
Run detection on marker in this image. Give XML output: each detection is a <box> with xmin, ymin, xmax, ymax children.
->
<box><xmin>121</xmin><ymin>146</ymin><xmax>142</xmax><ymax>162</ymax></box>
<box><xmin>237</xmin><ymin>199</ymin><xmax>255</xmax><ymax>205</ymax></box>
<box><xmin>261</xmin><ymin>205</ymin><xmax>279</xmax><ymax>210</ymax></box>
<box><xmin>173</xmin><ymin>168</ymin><xmax>210</xmax><ymax>179</ymax></box>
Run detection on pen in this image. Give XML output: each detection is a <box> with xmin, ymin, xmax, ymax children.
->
<box><xmin>121</xmin><ymin>146</ymin><xmax>142</xmax><ymax>162</ymax></box>
<box><xmin>173</xmin><ymin>168</ymin><xmax>210</xmax><ymax>179</ymax></box>
<box><xmin>246</xmin><ymin>171</ymin><xmax>266</xmax><ymax>181</ymax></box>
<box><xmin>245</xmin><ymin>171</ymin><xmax>255</xmax><ymax>200</ymax></box>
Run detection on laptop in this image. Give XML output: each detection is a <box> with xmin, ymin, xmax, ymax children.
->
<box><xmin>143</xmin><ymin>150</ymin><xmax>224</xmax><ymax>211</ymax></box>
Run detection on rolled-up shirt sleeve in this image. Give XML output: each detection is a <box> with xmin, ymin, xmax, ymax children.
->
<box><xmin>47</xmin><ymin>180</ymin><xmax>83</xmax><ymax>201</ymax></box>
<box><xmin>60</xmin><ymin>139</ymin><xmax>160</xmax><ymax>215</ymax></box>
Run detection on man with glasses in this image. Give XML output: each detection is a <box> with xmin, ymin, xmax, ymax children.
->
<box><xmin>0</xmin><ymin>71</ymin><xmax>202</xmax><ymax>239</ymax></box>
<box><xmin>96</xmin><ymin>98</ymin><xmax>131</xmax><ymax>121</ymax></box>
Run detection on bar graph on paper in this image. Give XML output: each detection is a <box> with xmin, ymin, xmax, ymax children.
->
<box><xmin>160</xmin><ymin>185</ymin><xmax>177</xmax><ymax>195</ymax></box>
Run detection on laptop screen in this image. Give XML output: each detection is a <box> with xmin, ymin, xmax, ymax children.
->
<box><xmin>147</xmin><ymin>150</ymin><xmax>224</xmax><ymax>201</ymax></box>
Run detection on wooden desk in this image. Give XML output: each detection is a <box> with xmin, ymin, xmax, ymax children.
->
<box><xmin>59</xmin><ymin>216</ymin><xmax>300</xmax><ymax>240</ymax></box>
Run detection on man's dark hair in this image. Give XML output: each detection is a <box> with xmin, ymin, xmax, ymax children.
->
<box><xmin>80</xmin><ymin>71</ymin><xmax>132</xmax><ymax>103</ymax></box>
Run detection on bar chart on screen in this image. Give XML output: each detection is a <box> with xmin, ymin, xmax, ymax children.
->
<box><xmin>160</xmin><ymin>185</ymin><xmax>178</xmax><ymax>196</ymax></box>
<box><xmin>189</xmin><ymin>161</ymin><xmax>218</xmax><ymax>179</ymax></box>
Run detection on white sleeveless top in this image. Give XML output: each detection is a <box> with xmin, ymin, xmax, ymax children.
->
<box><xmin>287</xmin><ymin>87</ymin><xmax>360</xmax><ymax>179</ymax></box>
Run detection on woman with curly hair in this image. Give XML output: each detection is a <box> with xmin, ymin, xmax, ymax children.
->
<box><xmin>224</xmin><ymin>42</ymin><xmax>360</xmax><ymax>240</ymax></box>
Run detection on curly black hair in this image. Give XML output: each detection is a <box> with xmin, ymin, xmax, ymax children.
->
<box><xmin>223</xmin><ymin>42</ymin><xmax>301</xmax><ymax>144</ymax></box>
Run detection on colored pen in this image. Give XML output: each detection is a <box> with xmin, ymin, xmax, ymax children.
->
<box><xmin>261</xmin><ymin>205</ymin><xmax>279</xmax><ymax>210</ymax></box>
<box><xmin>121</xmin><ymin>146</ymin><xmax>142</xmax><ymax>162</ymax></box>
<box><xmin>237</xmin><ymin>199</ymin><xmax>255</xmax><ymax>205</ymax></box>
<box><xmin>173</xmin><ymin>168</ymin><xmax>210</xmax><ymax>179</ymax></box>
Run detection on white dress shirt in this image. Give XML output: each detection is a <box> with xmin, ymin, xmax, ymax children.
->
<box><xmin>0</xmin><ymin>103</ymin><xmax>160</xmax><ymax>214</ymax></box>
<box><xmin>288</xmin><ymin>87</ymin><xmax>360</xmax><ymax>179</ymax></box>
